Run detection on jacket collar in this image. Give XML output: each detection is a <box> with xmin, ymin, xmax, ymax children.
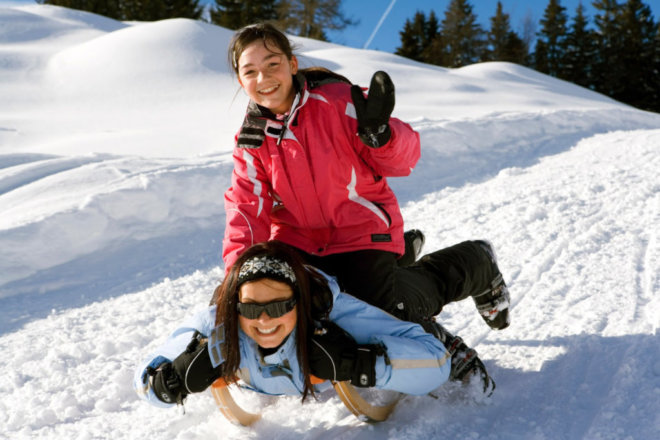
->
<box><xmin>237</xmin><ymin>74</ymin><xmax>308</xmax><ymax>148</ymax></box>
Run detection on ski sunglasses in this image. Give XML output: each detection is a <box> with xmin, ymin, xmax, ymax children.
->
<box><xmin>237</xmin><ymin>297</ymin><xmax>297</xmax><ymax>319</ymax></box>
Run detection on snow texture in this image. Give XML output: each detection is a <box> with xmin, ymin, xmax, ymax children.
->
<box><xmin>1</xmin><ymin>4</ymin><xmax>659</xmax><ymax>440</ymax></box>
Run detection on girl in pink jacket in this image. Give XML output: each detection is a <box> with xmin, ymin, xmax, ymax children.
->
<box><xmin>222</xmin><ymin>23</ymin><xmax>511</xmax><ymax>394</ymax></box>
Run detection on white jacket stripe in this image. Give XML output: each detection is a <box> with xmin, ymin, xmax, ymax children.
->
<box><xmin>347</xmin><ymin>167</ymin><xmax>389</xmax><ymax>226</ymax></box>
<box><xmin>242</xmin><ymin>149</ymin><xmax>264</xmax><ymax>217</ymax></box>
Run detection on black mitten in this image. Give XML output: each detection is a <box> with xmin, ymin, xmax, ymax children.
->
<box><xmin>350</xmin><ymin>71</ymin><xmax>395</xmax><ymax>148</ymax></box>
<box><xmin>149</xmin><ymin>332</ymin><xmax>223</xmax><ymax>404</ymax></box>
<box><xmin>309</xmin><ymin>321</ymin><xmax>383</xmax><ymax>387</ymax></box>
<box><xmin>149</xmin><ymin>362</ymin><xmax>184</xmax><ymax>405</ymax></box>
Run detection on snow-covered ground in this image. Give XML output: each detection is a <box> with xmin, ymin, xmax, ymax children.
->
<box><xmin>1</xmin><ymin>4</ymin><xmax>659</xmax><ymax>439</ymax></box>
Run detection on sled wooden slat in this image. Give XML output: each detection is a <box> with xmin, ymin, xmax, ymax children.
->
<box><xmin>211</xmin><ymin>378</ymin><xmax>400</xmax><ymax>426</ymax></box>
<box><xmin>332</xmin><ymin>381</ymin><xmax>400</xmax><ymax>423</ymax></box>
<box><xmin>210</xmin><ymin>379</ymin><xmax>261</xmax><ymax>426</ymax></box>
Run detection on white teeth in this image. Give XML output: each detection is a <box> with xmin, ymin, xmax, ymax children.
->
<box><xmin>259</xmin><ymin>85</ymin><xmax>278</xmax><ymax>94</ymax></box>
<box><xmin>258</xmin><ymin>326</ymin><xmax>277</xmax><ymax>335</ymax></box>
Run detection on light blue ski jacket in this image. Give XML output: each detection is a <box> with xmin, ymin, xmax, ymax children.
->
<box><xmin>134</xmin><ymin>275</ymin><xmax>450</xmax><ymax>408</ymax></box>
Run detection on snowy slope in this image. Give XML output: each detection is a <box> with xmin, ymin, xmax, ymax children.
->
<box><xmin>1</xmin><ymin>4</ymin><xmax>659</xmax><ymax>440</ymax></box>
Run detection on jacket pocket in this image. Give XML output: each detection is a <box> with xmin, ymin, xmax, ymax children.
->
<box><xmin>373</xmin><ymin>202</ymin><xmax>392</xmax><ymax>227</ymax></box>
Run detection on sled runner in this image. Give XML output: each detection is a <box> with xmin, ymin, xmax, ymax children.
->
<box><xmin>332</xmin><ymin>381</ymin><xmax>400</xmax><ymax>422</ymax></box>
<box><xmin>210</xmin><ymin>378</ymin><xmax>401</xmax><ymax>426</ymax></box>
<box><xmin>210</xmin><ymin>379</ymin><xmax>261</xmax><ymax>426</ymax></box>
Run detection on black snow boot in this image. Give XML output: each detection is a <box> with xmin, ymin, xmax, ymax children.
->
<box><xmin>398</xmin><ymin>229</ymin><xmax>426</xmax><ymax>267</ymax></box>
<box><xmin>472</xmin><ymin>241</ymin><xmax>511</xmax><ymax>330</ymax></box>
<box><xmin>427</xmin><ymin>321</ymin><xmax>495</xmax><ymax>397</ymax></box>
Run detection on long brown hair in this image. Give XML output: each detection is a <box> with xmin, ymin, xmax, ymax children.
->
<box><xmin>214</xmin><ymin>240</ymin><xmax>328</xmax><ymax>401</ymax></box>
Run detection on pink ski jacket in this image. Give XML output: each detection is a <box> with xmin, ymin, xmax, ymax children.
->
<box><xmin>223</xmin><ymin>71</ymin><xmax>421</xmax><ymax>270</ymax></box>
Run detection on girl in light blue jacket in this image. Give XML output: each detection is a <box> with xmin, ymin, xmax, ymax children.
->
<box><xmin>134</xmin><ymin>241</ymin><xmax>452</xmax><ymax>408</ymax></box>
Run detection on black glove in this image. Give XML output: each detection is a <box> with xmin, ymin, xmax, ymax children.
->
<box><xmin>148</xmin><ymin>362</ymin><xmax>184</xmax><ymax>405</ymax></box>
<box><xmin>148</xmin><ymin>332</ymin><xmax>223</xmax><ymax>405</ymax></box>
<box><xmin>350</xmin><ymin>71</ymin><xmax>395</xmax><ymax>148</ymax></box>
<box><xmin>308</xmin><ymin>321</ymin><xmax>384</xmax><ymax>387</ymax></box>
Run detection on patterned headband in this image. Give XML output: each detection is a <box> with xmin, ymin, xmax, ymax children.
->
<box><xmin>237</xmin><ymin>255</ymin><xmax>297</xmax><ymax>287</ymax></box>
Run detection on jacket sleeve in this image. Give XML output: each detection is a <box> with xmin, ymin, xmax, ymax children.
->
<box><xmin>223</xmin><ymin>146</ymin><xmax>274</xmax><ymax>271</ymax></box>
<box><xmin>363</xmin><ymin>117</ymin><xmax>421</xmax><ymax>177</ymax></box>
<box><xmin>326</xmin><ymin>277</ymin><xmax>450</xmax><ymax>395</ymax></box>
<box><xmin>346</xmin><ymin>87</ymin><xmax>421</xmax><ymax>177</ymax></box>
<box><xmin>133</xmin><ymin>307</ymin><xmax>218</xmax><ymax>408</ymax></box>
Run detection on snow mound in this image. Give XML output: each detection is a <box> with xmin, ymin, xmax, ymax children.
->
<box><xmin>12</xmin><ymin>3</ymin><xmax>127</xmax><ymax>34</ymax></box>
<box><xmin>457</xmin><ymin>61</ymin><xmax>619</xmax><ymax>103</ymax></box>
<box><xmin>0</xmin><ymin>7</ymin><xmax>76</xmax><ymax>43</ymax></box>
<box><xmin>46</xmin><ymin>18</ymin><xmax>234</xmax><ymax>92</ymax></box>
<box><xmin>0</xmin><ymin>153</ymin><xmax>234</xmax><ymax>293</ymax></box>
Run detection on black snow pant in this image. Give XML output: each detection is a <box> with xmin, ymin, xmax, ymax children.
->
<box><xmin>300</xmin><ymin>240</ymin><xmax>497</xmax><ymax>327</ymax></box>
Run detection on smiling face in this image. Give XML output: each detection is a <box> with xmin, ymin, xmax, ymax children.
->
<box><xmin>238</xmin><ymin>278</ymin><xmax>297</xmax><ymax>348</ymax></box>
<box><xmin>237</xmin><ymin>40</ymin><xmax>298</xmax><ymax>115</ymax></box>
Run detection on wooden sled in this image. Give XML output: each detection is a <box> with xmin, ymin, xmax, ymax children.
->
<box><xmin>210</xmin><ymin>378</ymin><xmax>400</xmax><ymax>426</ymax></box>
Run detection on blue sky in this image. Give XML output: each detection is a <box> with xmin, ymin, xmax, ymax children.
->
<box><xmin>3</xmin><ymin>0</ymin><xmax>659</xmax><ymax>53</ymax></box>
<box><xmin>326</xmin><ymin>0</ymin><xmax>660</xmax><ymax>52</ymax></box>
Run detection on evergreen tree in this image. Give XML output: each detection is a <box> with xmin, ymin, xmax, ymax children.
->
<box><xmin>163</xmin><ymin>0</ymin><xmax>203</xmax><ymax>20</ymax></box>
<box><xmin>210</xmin><ymin>0</ymin><xmax>278</xmax><ymax>30</ymax></box>
<box><xmin>395</xmin><ymin>11</ymin><xmax>440</xmax><ymax>64</ymax></box>
<box><xmin>39</xmin><ymin>0</ymin><xmax>122</xmax><ymax>19</ymax></box>
<box><xmin>562</xmin><ymin>2</ymin><xmax>597</xmax><ymax>87</ymax></box>
<box><xmin>276</xmin><ymin>0</ymin><xmax>356</xmax><ymax>41</ymax></box>
<box><xmin>122</xmin><ymin>0</ymin><xmax>165</xmax><ymax>21</ymax></box>
<box><xmin>39</xmin><ymin>0</ymin><xmax>202</xmax><ymax>21</ymax></box>
<box><xmin>591</xmin><ymin>0</ymin><xmax>624</xmax><ymax>98</ymax></box>
<box><xmin>616</xmin><ymin>0</ymin><xmax>659</xmax><ymax>111</ymax></box>
<box><xmin>420</xmin><ymin>11</ymin><xmax>442</xmax><ymax>63</ymax></box>
<box><xmin>520</xmin><ymin>10</ymin><xmax>537</xmax><ymax>66</ymax></box>
<box><xmin>396</xmin><ymin>12</ymin><xmax>426</xmax><ymax>62</ymax></box>
<box><xmin>397</xmin><ymin>20</ymin><xmax>417</xmax><ymax>60</ymax></box>
<box><xmin>656</xmin><ymin>24</ymin><xmax>660</xmax><ymax>111</ymax></box>
<box><xmin>487</xmin><ymin>2</ymin><xmax>510</xmax><ymax>60</ymax></box>
<box><xmin>486</xmin><ymin>1</ymin><xmax>526</xmax><ymax>63</ymax></box>
<box><xmin>534</xmin><ymin>40</ymin><xmax>550</xmax><ymax>73</ymax></box>
<box><xmin>654</xmin><ymin>22</ymin><xmax>660</xmax><ymax>110</ymax></box>
<box><xmin>422</xmin><ymin>11</ymin><xmax>444</xmax><ymax>66</ymax></box>
<box><xmin>439</xmin><ymin>0</ymin><xmax>485</xmax><ymax>67</ymax></box>
<box><xmin>534</xmin><ymin>0</ymin><xmax>568</xmax><ymax>76</ymax></box>
<box><xmin>124</xmin><ymin>0</ymin><xmax>202</xmax><ymax>21</ymax></box>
